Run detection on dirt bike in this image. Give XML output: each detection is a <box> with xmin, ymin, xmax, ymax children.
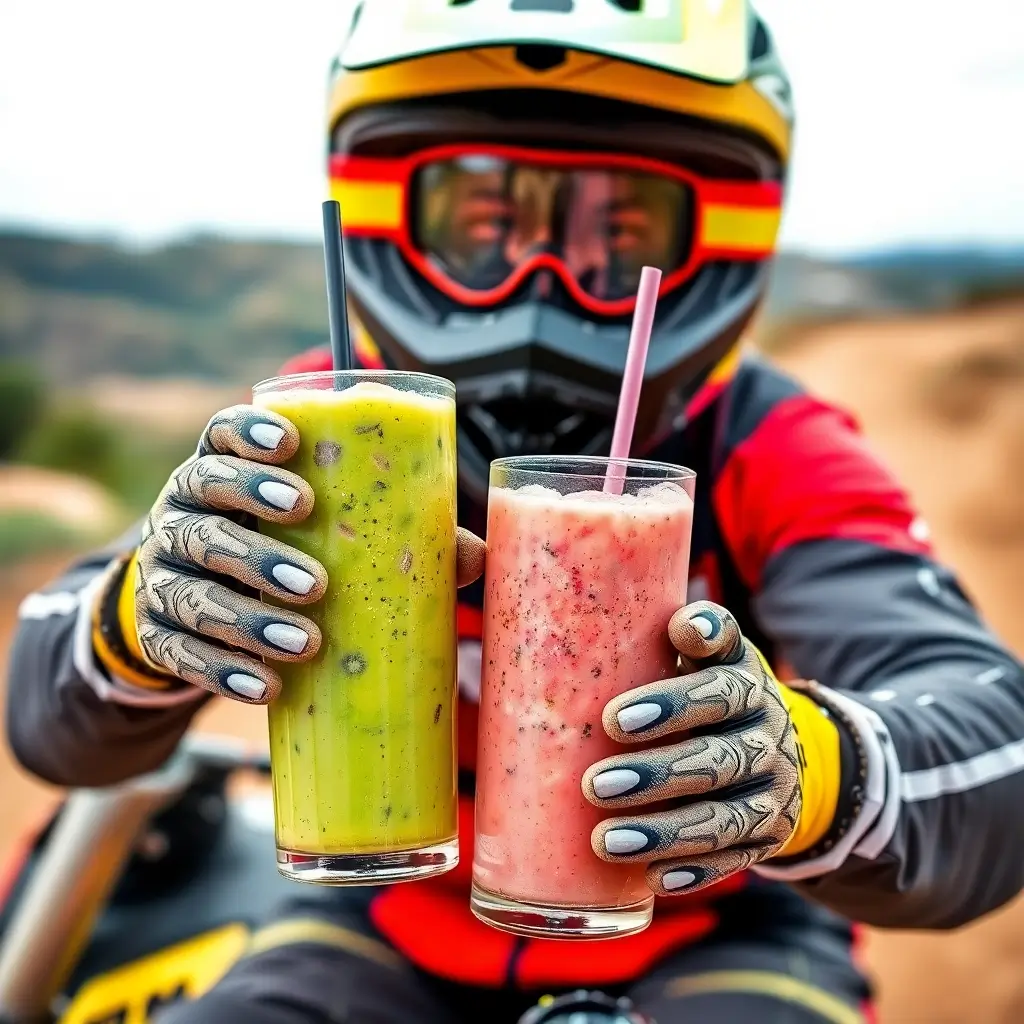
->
<box><xmin>0</xmin><ymin>736</ymin><xmax>652</xmax><ymax>1024</ymax></box>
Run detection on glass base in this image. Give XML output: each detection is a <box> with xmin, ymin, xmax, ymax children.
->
<box><xmin>470</xmin><ymin>882</ymin><xmax>654</xmax><ymax>940</ymax></box>
<box><xmin>276</xmin><ymin>837</ymin><xmax>458</xmax><ymax>886</ymax></box>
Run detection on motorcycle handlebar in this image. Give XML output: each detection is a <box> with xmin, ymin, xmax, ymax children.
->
<box><xmin>178</xmin><ymin>733</ymin><xmax>271</xmax><ymax>775</ymax></box>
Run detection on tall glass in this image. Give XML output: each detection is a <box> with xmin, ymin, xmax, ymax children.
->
<box><xmin>253</xmin><ymin>370</ymin><xmax>458</xmax><ymax>884</ymax></box>
<box><xmin>472</xmin><ymin>455</ymin><xmax>695</xmax><ymax>938</ymax></box>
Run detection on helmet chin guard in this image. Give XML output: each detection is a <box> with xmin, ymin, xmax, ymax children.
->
<box><xmin>347</xmin><ymin>233</ymin><xmax>762</xmax><ymax>499</ymax></box>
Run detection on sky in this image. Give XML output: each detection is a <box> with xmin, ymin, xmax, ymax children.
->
<box><xmin>0</xmin><ymin>0</ymin><xmax>1022</xmax><ymax>255</ymax></box>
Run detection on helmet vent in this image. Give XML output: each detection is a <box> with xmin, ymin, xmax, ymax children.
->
<box><xmin>514</xmin><ymin>44</ymin><xmax>568</xmax><ymax>71</ymax></box>
<box><xmin>510</xmin><ymin>0</ymin><xmax>574</xmax><ymax>10</ymax></box>
<box><xmin>751</xmin><ymin>18</ymin><xmax>770</xmax><ymax>60</ymax></box>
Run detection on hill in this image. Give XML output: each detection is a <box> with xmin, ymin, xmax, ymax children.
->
<box><xmin>0</xmin><ymin>232</ymin><xmax>328</xmax><ymax>384</ymax></box>
<box><xmin>2</xmin><ymin>229</ymin><xmax>1023</xmax><ymax>383</ymax></box>
<box><xmin>764</xmin><ymin>247</ymin><xmax>1024</xmax><ymax>322</ymax></box>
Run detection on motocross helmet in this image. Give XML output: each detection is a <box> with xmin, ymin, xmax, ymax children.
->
<box><xmin>327</xmin><ymin>0</ymin><xmax>792</xmax><ymax>497</ymax></box>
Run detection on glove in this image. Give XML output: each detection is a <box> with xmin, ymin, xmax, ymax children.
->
<box><xmin>582</xmin><ymin>601</ymin><xmax>841</xmax><ymax>897</ymax></box>
<box><xmin>93</xmin><ymin>405</ymin><xmax>486</xmax><ymax>704</ymax></box>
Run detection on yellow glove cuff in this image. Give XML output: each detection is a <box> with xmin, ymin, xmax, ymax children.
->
<box><xmin>92</xmin><ymin>551</ymin><xmax>172</xmax><ymax>691</ymax></box>
<box><xmin>116</xmin><ymin>550</ymin><xmax>147</xmax><ymax>663</ymax></box>
<box><xmin>776</xmin><ymin>683</ymin><xmax>841</xmax><ymax>856</ymax></box>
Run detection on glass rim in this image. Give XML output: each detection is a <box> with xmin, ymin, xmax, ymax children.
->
<box><xmin>490</xmin><ymin>454</ymin><xmax>695</xmax><ymax>481</ymax></box>
<box><xmin>253</xmin><ymin>368</ymin><xmax>455</xmax><ymax>395</ymax></box>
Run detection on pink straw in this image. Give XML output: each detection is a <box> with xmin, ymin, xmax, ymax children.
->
<box><xmin>603</xmin><ymin>266</ymin><xmax>663</xmax><ymax>495</ymax></box>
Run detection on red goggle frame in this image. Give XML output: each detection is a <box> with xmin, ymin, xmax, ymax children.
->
<box><xmin>329</xmin><ymin>144</ymin><xmax>782</xmax><ymax>317</ymax></box>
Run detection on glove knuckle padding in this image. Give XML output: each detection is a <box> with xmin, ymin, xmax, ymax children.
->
<box><xmin>137</xmin><ymin>616</ymin><xmax>280</xmax><ymax>702</ymax></box>
<box><xmin>600</xmin><ymin>645</ymin><xmax>767</xmax><ymax>744</ymax></box>
<box><xmin>137</xmin><ymin>620</ymin><xmax>204</xmax><ymax>679</ymax></box>
<box><xmin>149</xmin><ymin>510</ymin><xmax>326</xmax><ymax>604</ymax></box>
<box><xmin>152</xmin><ymin>574</ymin><xmax>215</xmax><ymax>630</ymax></box>
<box><xmin>173</xmin><ymin>512</ymin><xmax>246</xmax><ymax>568</ymax></box>
<box><xmin>140</xmin><ymin>560</ymin><xmax>317</xmax><ymax>660</ymax></box>
<box><xmin>163</xmin><ymin>454</ymin><xmax>310</xmax><ymax>522</ymax></box>
<box><xmin>136</xmin><ymin>564</ymin><xmax>176</xmax><ymax>619</ymax></box>
<box><xmin>669</xmin><ymin>601</ymin><xmax>743</xmax><ymax>668</ymax></box>
<box><xmin>455</xmin><ymin>527</ymin><xmax>486</xmax><ymax>589</ymax></box>
<box><xmin>682</xmin><ymin>662</ymin><xmax>758</xmax><ymax>719</ymax></box>
<box><xmin>199</xmin><ymin>405</ymin><xmax>300</xmax><ymax>463</ymax></box>
<box><xmin>172</xmin><ymin>455</ymin><xmax>241</xmax><ymax>508</ymax></box>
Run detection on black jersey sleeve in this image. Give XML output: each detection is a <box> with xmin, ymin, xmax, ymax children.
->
<box><xmin>6</xmin><ymin>527</ymin><xmax>206</xmax><ymax>787</ymax></box>
<box><xmin>714</xmin><ymin>361</ymin><xmax>1024</xmax><ymax>928</ymax></box>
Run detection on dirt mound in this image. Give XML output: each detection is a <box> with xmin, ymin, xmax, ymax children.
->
<box><xmin>0</xmin><ymin>465</ymin><xmax>121</xmax><ymax>533</ymax></box>
<box><xmin>83</xmin><ymin>376</ymin><xmax>247</xmax><ymax>437</ymax></box>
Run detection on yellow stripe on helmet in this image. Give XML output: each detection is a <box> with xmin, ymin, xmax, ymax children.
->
<box><xmin>328</xmin><ymin>179</ymin><xmax>404</xmax><ymax>232</ymax></box>
<box><xmin>701</xmin><ymin>204</ymin><xmax>782</xmax><ymax>255</ymax></box>
<box><xmin>328</xmin><ymin>48</ymin><xmax>790</xmax><ymax>161</ymax></box>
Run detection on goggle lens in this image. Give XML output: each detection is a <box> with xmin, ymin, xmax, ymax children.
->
<box><xmin>413</xmin><ymin>154</ymin><xmax>692</xmax><ymax>302</ymax></box>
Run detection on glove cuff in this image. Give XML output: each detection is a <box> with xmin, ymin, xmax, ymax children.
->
<box><xmin>776</xmin><ymin>685</ymin><xmax>841</xmax><ymax>856</ymax></box>
<box><xmin>93</xmin><ymin>552</ymin><xmax>176</xmax><ymax>691</ymax></box>
<box><xmin>772</xmin><ymin>681</ymin><xmax>868</xmax><ymax>864</ymax></box>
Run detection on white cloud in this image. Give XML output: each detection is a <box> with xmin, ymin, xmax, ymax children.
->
<box><xmin>758</xmin><ymin>0</ymin><xmax>1024</xmax><ymax>252</ymax></box>
<box><xmin>0</xmin><ymin>0</ymin><xmax>347</xmax><ymax>241</ymax></box>
<box><xmin>0</xmin><ymin>0</ymin><xmax>1021</xmax><ymax>253</ymax></box>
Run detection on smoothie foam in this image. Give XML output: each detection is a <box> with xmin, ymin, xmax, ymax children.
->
<box><xmin>474</xmin><ymin>480</ymin><xmax>693</xmax><ymax>907</ymax></box>
<box><xmin>256</xmin><ymin>380</ymin><xmax>458</xmax><ymax>857</ymax></box>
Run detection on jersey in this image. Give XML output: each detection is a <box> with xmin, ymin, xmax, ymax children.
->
<box><xmin>8</xmin><ymin>352</ymin><xmax>1024</xmax><ymax>990</ymax></box>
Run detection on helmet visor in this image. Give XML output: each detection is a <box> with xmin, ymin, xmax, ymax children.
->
<box><xmin>413</xmin><ymin>153</ymin><xmax>692</xmax><ymax>303</ymax></box>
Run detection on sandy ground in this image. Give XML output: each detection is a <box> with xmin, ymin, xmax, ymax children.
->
<box><xmin>82</xmin><ymin>376</ymin><xmax>247</xmax><ymax>438</ymax></box>
<box><xmin>2</xmin><ymin>326</ymin><xmax>1023</xmax><ymax>1022</ymax></box>
<box><xmin>0</xmin><ymin>466</ymin><xmax>122</xmax><ymax>533</ymax></box>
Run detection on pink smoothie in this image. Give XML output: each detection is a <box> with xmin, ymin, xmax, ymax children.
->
<box><xmin>473</xmin><ymin>481</ymin><xmax>693</xmax><ymax>908</ymax></box>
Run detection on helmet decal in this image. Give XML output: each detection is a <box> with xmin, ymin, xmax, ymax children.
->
<box><xmin>753</xmin><ymin>73</ymin><xmax>793</xmax><ymax>123</ymax></box>
<box><xmin>339</xmin><ymin>0</ymin><xmax>751</xmax><ymax>84</ymax></box>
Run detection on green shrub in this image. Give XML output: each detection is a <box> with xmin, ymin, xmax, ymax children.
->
<box><xmin>0</xmin><ymin>364</ymin><xmax>46</xmax><ymax>459</ymax></box>
<box><xmin>0</xmin><ymin>513</ymin><xmax>80</xmax><ymax>566</ymax></box>
<box><xmin>17</xmin><ymin>407</ymin><xmax>122</xmax><ymax>489</ymax></box>
<box><xmin>15</xmin><ymin>407</ymin><xmax>194</xmax><ymax>515</ymax></box>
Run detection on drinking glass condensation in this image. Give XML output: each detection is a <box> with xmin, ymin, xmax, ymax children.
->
<box><xmin>472</xmin><ymin>455</ymin><xmax>695</xmax><ymax>938</ymax></box>
<box><xmin>253</xmin><ymin>370</ymin><xmax>459</xmax><ymax>884</ymax></box>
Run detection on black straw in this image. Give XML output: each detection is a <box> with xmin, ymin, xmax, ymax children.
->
<box><xmin>321</xmin><ymin>200</ymin><xmax>352</xmax><ymax>371</ymax></box>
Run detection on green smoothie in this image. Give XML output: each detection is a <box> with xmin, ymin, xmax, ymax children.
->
<box><xmin>253</xmin><ymin>374</ymin><xmax>457</xmax><ymax>877</ymax></box>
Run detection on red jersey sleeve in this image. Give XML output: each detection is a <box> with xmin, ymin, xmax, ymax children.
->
<box><xmin>712</xmin><ymin>393</ymin><xmax>932</xmax><ymax>590</ymax></box>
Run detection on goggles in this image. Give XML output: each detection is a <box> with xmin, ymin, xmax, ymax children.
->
<box><xmin>330</xmin><ymin>144</ymin><xmax>782</xmax><ymax>317</ymax></box>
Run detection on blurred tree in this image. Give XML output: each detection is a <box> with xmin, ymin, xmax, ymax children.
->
<box><xmin>0</xmin><ymin>363</ymin><xmax>46</xmax><ymax>460</ymax></box>
<box><xmin>17</xmin><ymin>407</ymin><xmax>122</xmax><ymax>490</ymax></box>
<box><xmin>15</xmin><ymin>403</ymin><xmax>195</xmax><ymax>515</ymax></box>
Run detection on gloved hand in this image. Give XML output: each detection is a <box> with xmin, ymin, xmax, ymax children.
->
<box><xmin>93</xmin><ymin>405</ymin><xmax>486</xmax><ymax>704</ymax></box>
<box><xmin>582</xmin><ymin>601</ymin><xmax>841</xmax><ymax>896</ymax></box>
